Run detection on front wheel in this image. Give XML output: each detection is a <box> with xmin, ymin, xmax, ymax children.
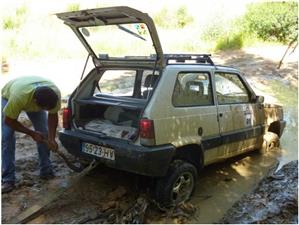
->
<box><xmin>259</xmin><ymin>131</ymin><xmax>280</xmax><ymax>153</ymax></box>
<box><xmin>154</xmin><ymin>160</ymin><xmax>197</xmax><ymax>207</ymax></box>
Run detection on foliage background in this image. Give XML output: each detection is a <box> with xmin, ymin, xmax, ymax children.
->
<box><xmin>1</xmin><ymin>0</ymin><xmax>297</xmax><ymax>96</ymax></box>
<box><xmin>3</xmin><ymin>0</ymin><xmax>297</xmax><ymax>60</ymax></box>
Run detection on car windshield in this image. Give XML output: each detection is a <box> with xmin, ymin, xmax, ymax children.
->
<box><xmin>79</xmin><ymin>23</ymin><xmax>156</xmax><ymax>58</ymax></box>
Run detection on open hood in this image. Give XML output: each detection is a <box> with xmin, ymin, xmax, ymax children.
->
<box><xmin>56</xmin><ymin>6</ymin><xmax>164</xmax><ymax>67</ymax></box>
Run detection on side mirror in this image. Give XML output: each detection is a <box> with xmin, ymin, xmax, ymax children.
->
<box><xmin>256</xmin><ymin>96</ymin><xmax>264</xmax><ymax>103</ymax></box>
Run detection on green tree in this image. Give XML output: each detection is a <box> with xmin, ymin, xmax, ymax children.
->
<box><xmin>176</xmin><ymin>6</ymin><xmax>193</xmax><ymax>28</ymax></box>
<box><xmin>244</xmin><ymin>2</ymin><xmax>298</xmax><ymax>44</ymax></box>
<box><xmin>153</xmin><ymin>6</ymin><xmax>193</xmax><ymax>29</ymax></box>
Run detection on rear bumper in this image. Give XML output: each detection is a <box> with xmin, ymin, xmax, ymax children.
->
<box><xmin>59</xmin><ymin>130</ymin><xmax>175</xmax><ymax>177</ymax></box>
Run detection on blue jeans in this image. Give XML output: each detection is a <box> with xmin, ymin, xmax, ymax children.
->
<box><xmin>2</xmin><ymin>98</ymin><xmax>53</xmax><ymax>183</ymax></box>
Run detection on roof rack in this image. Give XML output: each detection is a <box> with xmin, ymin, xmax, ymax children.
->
<box><xmin>164</xmin><ymin>54</ymin><xmax>214</xmax><ymax>66</ymax></box>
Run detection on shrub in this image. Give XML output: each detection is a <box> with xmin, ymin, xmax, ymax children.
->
<box><xmin>2</xmin><ymin>16</ymin><xmax>20</xmax><ymax>30</ymax></box>
<box><xmin>16</xmin><ymin>5</ymin><xmax>27</xmax><ymax>16</ymax></box>
<box><xmin>66</xmin><ymin>3</ymin><xmax>80</xmax><ymax>12</ymax></box>
<box><xmin>153</xmin><ymin>7</ymin><xmax>172</xmax><ymax>28</ymax></box>
<box><xmin>176</xmin><ymin>6</ymin><xmax>194</xmax><ymax>28</ymax></box>
<box><xmin>200</xmin><ymin>12</ymin><xmax>238</xmax><ymax>42</ymax></box>
<box><xmin>2</xmin><ymin>5</ymin><xmax>27</xmax><ymax>30</ymax></box>
<box><xmin>153</xmin><ymin>6</ymin><xmax>193</xmax><ymax>29</ymax></box>
<box><xmin>215</xmin><ymin>33</ymin><xmax>243</xmax><ymax>51</ymax></box>
<box><xmin>201</xmin><ymin>21</ymin><xmax>227</xmax><ymax>41</ymax></box>
<box><xmin>243</xmin><ymin>2</ymin><xmax>298</xmax><ymax>43</ymax></box>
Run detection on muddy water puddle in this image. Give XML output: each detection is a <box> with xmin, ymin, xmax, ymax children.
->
<box><xmin>250</xmin><ymin>78</ymin><xmax>298</xmax><ymax>166</ymax></box>
<box><xmin>189</xmin><ymin>150</ymin><xmax>280</xmax><ymax>223</ymax></box>
<box><xmin>270</xmin><ymin>82</ymin><xmax>298</xmax><ymax>167</ymax></box>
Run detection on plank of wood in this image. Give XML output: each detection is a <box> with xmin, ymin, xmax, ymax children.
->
<box><xmin>7</xmin><ymin>160</ymin><xmax>99</xmax><ymax>224</ymax></box>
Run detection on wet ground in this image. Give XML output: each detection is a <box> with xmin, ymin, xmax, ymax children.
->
<box><xmin>1</xmin><ymin>47</ymin><xmax>298</xmax><ymax>223</ymax></box>
<box><xmin>220</xmin><ymin>160</ymin><xmax>298</xmax><ymax>224</ymax></box>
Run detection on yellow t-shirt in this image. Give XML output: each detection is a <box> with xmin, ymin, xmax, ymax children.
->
<box><xmin>2</xmin><ymin>76</ymin><xmax>61</xmax><ymax>119</ymax></box>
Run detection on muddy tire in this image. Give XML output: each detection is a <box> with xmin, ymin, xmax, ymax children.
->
<box><xmin>154</xmin><ymin>160</ymin><xmax>197</xmax><ymax>207</ymax></box>
<box><xmin>260</xmin><ymin>132</ymin><xmax>280</xmax><ymax>153</ymax></box>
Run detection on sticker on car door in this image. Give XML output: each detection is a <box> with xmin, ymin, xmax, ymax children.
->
<box><xmin>244</xmin><ymin>106</ymin><xmax>253</xmax><ymax>126</ymax></box>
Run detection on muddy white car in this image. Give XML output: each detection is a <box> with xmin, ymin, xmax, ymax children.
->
<box><xmin>56</xmin><ymin>6</ymin><xmax>286</xmax><ymax>206</ymax></box>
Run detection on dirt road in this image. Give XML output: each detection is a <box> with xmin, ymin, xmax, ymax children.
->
<box><xmin>1</xmin><ymin>46</ymin><xmax>298</xmax><ymax>223</ymax></box>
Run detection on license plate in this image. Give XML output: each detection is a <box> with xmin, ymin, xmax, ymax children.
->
<box><xmin>82</xmin><ymin>142</ymin><xmax>115</xmax><ymax>160</ymax></box>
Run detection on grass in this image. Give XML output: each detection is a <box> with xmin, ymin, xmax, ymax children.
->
<box><xmin>215</xmin><ymin>33</ymin><xmax>244</xmax><ymax>51</ymax></box>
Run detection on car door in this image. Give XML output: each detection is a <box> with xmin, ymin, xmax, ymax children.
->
<box><xmin>214</xmin><ymin>72</ymin><xmax>262</xmax><ymax>158</ymax></box>
<box><xmin>167</xmin><ymin>70</ymin><xmax>220</xmax><ymax>163</ymax></box>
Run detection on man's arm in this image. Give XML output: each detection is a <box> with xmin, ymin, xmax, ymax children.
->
<box><xmin>47</xmin><ymin>112</ymin><xmax>58</xmax><ymax>151</ymax></box>
<box><xmin>4</xmin><ymin>117</ymin><xmax>45</xmax><ymax>142</ymax></box>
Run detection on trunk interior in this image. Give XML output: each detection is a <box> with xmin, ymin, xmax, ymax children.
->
<box><xmin>70</xmin><ymin>67</ymin><xmax>159</xmax><ymax>141</ymax></box>
<box><xmin>73</xmin><ymin>97</ymin><xmax>146</xmax><ymax>140</ymax></box>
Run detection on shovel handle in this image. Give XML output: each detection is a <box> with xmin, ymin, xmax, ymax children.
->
<box><xmin>42</xmin><ymin>139</ymin><xmax>84</xmax><ymax>172</ymax></box>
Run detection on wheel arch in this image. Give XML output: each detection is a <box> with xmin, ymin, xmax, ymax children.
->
<box><xmin>268</xmin><ymin>121</ymin><xmax>283</xmax><ymax>137</ymax></box>
<box><xmin>172</xmin><ymin>144</ymin><xmax>204</xmax><ymax>172</ymax></box>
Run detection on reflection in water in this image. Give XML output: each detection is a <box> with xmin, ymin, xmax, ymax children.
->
<box><xmin>266</xmin><ymin>80</ymin><xmax>298</xmax><ymax>167</ymax></box>
<box><xmin>190</xmin><ymin>80</ymin><xmax>297</xmax><ymax>223</ymax></box>
<box><xmin>190</xmin><ymin>150</ymin><xmax>280</xmax><ymax>223</ymax></box>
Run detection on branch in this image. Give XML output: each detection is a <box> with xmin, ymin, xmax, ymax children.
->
<box><xmin>277</xmin><ymin>34</ymin><xmax>298</xmax><ymax>69</ymax></box>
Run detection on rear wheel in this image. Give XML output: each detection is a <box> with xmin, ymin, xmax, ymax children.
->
<box><xmin>260</xmin><ymin>131</ymin><xmax>280</xmax><ymax>153</ymax></box>
<box><xmin>155</xmin><ymin>160</ymin><xmax>197</xmax><ymax>207</ymax></box>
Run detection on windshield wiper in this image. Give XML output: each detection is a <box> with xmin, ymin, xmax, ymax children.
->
<box><xmin>117</xmin><ymin>25</ymin><xmax>146</xmax><ymax>41</ymax></box>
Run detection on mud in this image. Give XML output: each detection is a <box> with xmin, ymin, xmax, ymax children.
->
<box><xmin>1</xmin><ymin>47</ymin><xmax>298</xmax><ymax>224</ymax></box>
<box><xmin>220</xmin><ymin>160</ymin><xmax>298</xmax><ymax>224</ymax></box>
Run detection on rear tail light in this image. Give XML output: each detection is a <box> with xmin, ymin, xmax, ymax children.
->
<box><xmin>63</xmin><ymin>108</ymin><xmax>71</xmax><ymax>129</ymax></box>
<box><xmin>139</xmin><ymin>119</ymin><xmax>155</xmax><ymax>145</ymax></box>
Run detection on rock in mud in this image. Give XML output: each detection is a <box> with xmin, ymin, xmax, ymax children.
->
<box><xmin>121</xmin><ymin>195</ymin><xmax>149</xmax><ymax>224</ymax></box>
<box><xmin>220</xmin><ymin>160</ymin><xmax>298</xmax><ymax>224</ymax></box>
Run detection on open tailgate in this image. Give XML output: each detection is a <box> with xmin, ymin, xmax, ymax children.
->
<box><xmin>56</xmin><ymin>6</ymin><xmax>164</xmax><ymax>66</ymax></box>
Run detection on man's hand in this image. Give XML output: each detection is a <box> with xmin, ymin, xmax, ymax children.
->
<box><xmin>30</xmin><ymin>131</ymin><xmax>46</xmax><ymax>143</ymax></box>
<box><xmin>47</xmin><ymin>139</ymin><xmax>58</xmax><ymax>152</ymax></box>
<box><xmin>4</xmin><ymin>117</ymin><xmax>45</xmax><ymax>142</ymax></box>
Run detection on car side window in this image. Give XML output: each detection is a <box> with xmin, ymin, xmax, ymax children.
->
<box><xmin>215</xmin><ymin>72</ymin><xmax>249</xmax><ymax>104</ymax></box>
<box><xmin>96</xmin><ymin>70</ymin><xmax>136</xmax><ymax>96</ymax></box>
<box><xmin>172</xmin><ymin>72</ymin><xmax>213</xmax><ymax>107</ymax></box>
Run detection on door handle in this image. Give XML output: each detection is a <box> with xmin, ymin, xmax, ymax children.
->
<box><xmin>198</xmin><ymin>127</ymin><xmax>203</xmax><ymax>136</ymax></box>
<box><xmin>219</xmin><ymin>113</ymin><xmax>223</xmax><ymax>117</ymax></box>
